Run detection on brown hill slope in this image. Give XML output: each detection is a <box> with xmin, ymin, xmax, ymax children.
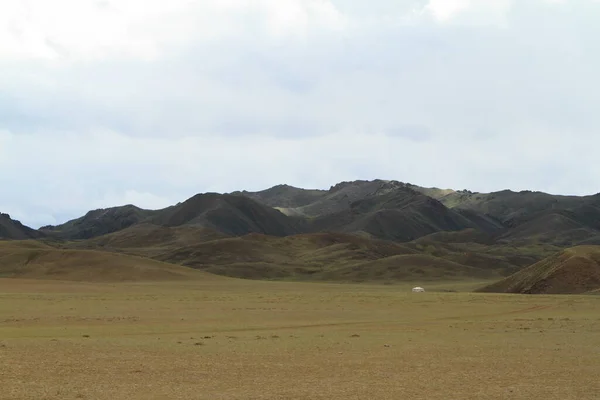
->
<box><xmin>327</xmin><ymin>254</ymin><xmax>498</xmax><ymax>282</ymax></box>
<box><xmin>407</xmin><ymin>229</ymin><xmax>557</xmax><ymax>276</ymax></box>
<box><xmin>478</xmin><ymin>246</ymin><xmax>600</xmax><ymax>294</ymax></box>
<box><xmin>154</xmin><ymin>232</ymin><xmax>418</xmax><ymax>274</ymax></box>
<box><xmin>0</xmin><ymin>213</ymin><xmax>44</xmax><ymax>240</ymax></box>
<box><xmin>73</xmin><ymin>223</ymin><xmax>229</xmax><ymax>257</ymax></box>
<box><xmin>75</xmin><ymin>229</ymin><xmax>498</xmax><ymax>282</ymax></box>
<box><xmin>0</xmin><ymin>241</ymin><xmax>217</xmax><ymax>282</ymax></box>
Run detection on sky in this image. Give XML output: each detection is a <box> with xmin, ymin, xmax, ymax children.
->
<box><xmin>1</xmin><ymin>0</ymin><xmax>600</xmax><ymax>228</ymax></box>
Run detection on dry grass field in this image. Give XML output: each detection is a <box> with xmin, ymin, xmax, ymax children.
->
<box><xmin>1</xmin><ymin>277</ymin><xmax>600</xmax><ymax>400</ymax></box>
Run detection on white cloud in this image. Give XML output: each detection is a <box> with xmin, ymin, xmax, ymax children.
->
<box><xmin>426</xmin><ymin>0</ymin><xmax>472</xmax><ymax>21</ymax></box>
<box><xmin>0</xmin><ymin>0</ymin><xmax>348</xmax><ymax>63</ymax></box>
<box><xmin>424</xmin><ymin>0</ymin><xmax>514</xmax><ymax>26</ymax></box>
<box><xmin>1</xmin><ymin>0</ymin><xmax>600</xmax><ymax>227</ymax></box>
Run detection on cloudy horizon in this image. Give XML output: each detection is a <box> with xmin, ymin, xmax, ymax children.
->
<box><xmin>1</xmin><ymin>0</ymin><xmax>599</xmax><ymax>228</ymax></box>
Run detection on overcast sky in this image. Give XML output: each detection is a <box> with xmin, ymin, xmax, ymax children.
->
<box><xmin>1</xmin><ymin>0</ymin><xmax>599</xmax><ymax>227</ymax></box>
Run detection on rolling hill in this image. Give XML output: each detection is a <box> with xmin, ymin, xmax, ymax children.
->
<box><xmin>63</xmin><ymin>226</ymin><xmax>536</xmax><ymax>281</ymax></box>
<box><xmin>326</xmin><ymin>254</ymin><xmax>498</xmax><ymax>282</ymax></box>
<box><xmin>478</xmin><ymin>246</ymin><xmax>600</xmax><ymax>294</ymax></box>
<box><xmin>100</xmin><ymin>232</ymin><xmax>424</xmax><ymax>281</ymax></box>
<box><xmin>0</xmin><ymin>240</ymin><xmax>219</xmax><ymax>282</ymax></box>
<box><xmin>71</xmin><ymin>228</ymin><xmax>500</xmax><ymax>282</ymax></box>
<box><xmin>73</xmin><ymin>223</ymin><xmax>229</xmax><ymax>256</ymax></box>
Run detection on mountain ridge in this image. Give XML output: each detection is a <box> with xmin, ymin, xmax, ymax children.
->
<box><xmin>18</xmin><ymin>179</ymin><xmax>600</xmax><ymax>247</ymax></box>
<box><xmin>3</xmin><ymin>179</ymin><xmax>600</xmax><ymax>291</ymax></box>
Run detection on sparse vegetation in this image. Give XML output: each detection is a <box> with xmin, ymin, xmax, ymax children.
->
<box><xmin>0</xmin><ymin>278</ymin><xmax>599</xmax><ymax>399</ymax></box>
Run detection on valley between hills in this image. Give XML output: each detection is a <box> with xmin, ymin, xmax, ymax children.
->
<box><xmin>3</xmin><ymin>179</ymin><xmax>600</xmax><ymax>294</ymax></box>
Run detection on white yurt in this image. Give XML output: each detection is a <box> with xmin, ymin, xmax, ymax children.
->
<box><xmin>412</xmin><ymin>286</ymin><xmax>425</xmax><ymax>293</ymax></box>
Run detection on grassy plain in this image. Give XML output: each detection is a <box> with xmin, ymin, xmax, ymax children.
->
<box><xmin>1</xmin><ymin>278</ymin><xmax>599</xmax><ymax>400</ymax></box>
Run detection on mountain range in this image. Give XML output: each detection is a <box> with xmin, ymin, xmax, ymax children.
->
<box><xmin>3</xmin><ymin>179</ymin><xmax>600</xmax><ymax>293</ymax></box>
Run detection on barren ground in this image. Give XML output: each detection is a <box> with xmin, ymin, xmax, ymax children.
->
<box><xmin>1</xmin><ymin>278</ymin><xmax>599</xmax><ymax>399</ymax></box>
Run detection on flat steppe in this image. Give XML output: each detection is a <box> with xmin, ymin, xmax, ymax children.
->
<box><xmin>1</xmin><ymin>278</ymin><xmax>599</xmax><ymax>400</ymax></box>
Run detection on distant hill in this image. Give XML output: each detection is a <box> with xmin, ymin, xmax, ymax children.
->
<box><xmin>426</xmin><ymin>188</ymin><xmax>600</xmax><ymax>228</ymax></box>
<box><xmin>263</xmin><ymin>180</ymin><xmax>413</xmax><ymax>217</ymax></box>
<box><xmin>231</xmin><ymin>184</ymin><xmax>326</xmax><ymax>209</ymax></box>
<box><xmin>40</xmin><ymin>194</ymin><xmax>305</xmax><ymax>240</ymax></box>
<box><xmin>233</xmin><ymin>180</ymin><xmax>460</xmax><ymax>218</ymax></box>
<box><xmin>230</xmin><ymin>182</ymin><xmax>505</xmax><ymax>242</ymax></box>
<box><xmin>39</xmin><ymin>205</ymin><xmax>155</xmax><ymax>240</ymax></box>
<box><xmin>307</xmin><ymin>187</ymin><xmax>503</xmax><ymax>241</ymax></box>
<box><xmin>37</xmin><ymin>180</ymin><xmax>600</xmax><ymax>247</ymax></box>
<box><xmin>0</xmin><ymin>213</ymin><xmax>44</xmax><ymax>240</ymax></box>
<box><xmin>148</xmin><ymin>193</ymin><xmax>304</xmax><ymax>236</ymax></box>
<box><xmin>496</xmin><ymin>210</ymin><xmax>600</xmax><ymax>246</ymax></box>
<box><xmin>478</xmin><ymin>246</ymin><xmax>600</xmax><ymax>294</ymax></box>
<box><xmin>237</xmin><ymin>181</ymin><xmax>600</xmax><ymax>247</ymax></box>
